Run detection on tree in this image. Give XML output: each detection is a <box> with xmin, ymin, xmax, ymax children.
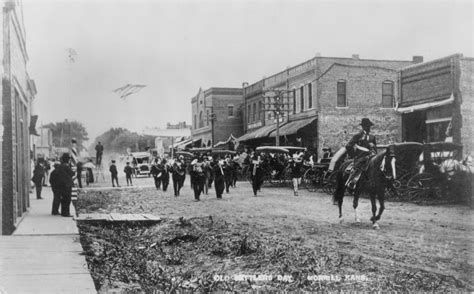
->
<box><xmin>90</xmin><ymin>128</ymin><xmax>155</xmax><ymax>155</ymax></box>
<box><xmin>44</xmin><ymin>119</ymin><xmax>89</xmax><ymax>149</ymax></box>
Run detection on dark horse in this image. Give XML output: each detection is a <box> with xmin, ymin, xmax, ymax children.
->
<box><xmin>333</xmin><ymin>146</ymin><xmax>395</xmax><ymax>229</ymax></box>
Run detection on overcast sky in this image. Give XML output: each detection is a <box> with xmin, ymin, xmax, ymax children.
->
<box><xmin>22</xmin><ymin>0</ymin><xmax>473</xmax><ymax>145</ymax></box>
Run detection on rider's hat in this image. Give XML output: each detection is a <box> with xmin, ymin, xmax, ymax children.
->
<box><xmin>360</xmin><ymin>118</ymin><xmax>374</xmax><ymax>127</ymax></box>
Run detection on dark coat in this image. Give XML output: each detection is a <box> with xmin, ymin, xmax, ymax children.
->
<box><xmin>54</xmin><ymin>163</ymin><xmax>74</xmax><ymax>189</ymax></box>
<box><xmin>345</xmin><ymin>130</ymin><xmax>377</xmax><ymax>159</ymax></box>
<box><xmin>288</xmin><ymin>160</ymin><xmax>304</xmax><ymax>178</ymax></box>
<box><xmin>32</xmin><ymin>164</ymin><xmax>45</xmax><ymax>185</ymax></box>
<box><xmin>124</xmin><ymin>165</ymin><xmax>134</xmax><ymax>176</ymax></box>
<box><xmin>109</xmin><ymin>164</ymin><xmax>118</xmax><ymax>176</ymax></box>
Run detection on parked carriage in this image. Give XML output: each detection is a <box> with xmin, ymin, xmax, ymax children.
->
<box><xmin>404</xmin><ymin>142</ymin><xmax>470</xmax><ymax>202</ymax></box>
<box><xmin>302</xmin><ymin>147</ymin><xmax>333</xmax><ymax>191</ymax></box>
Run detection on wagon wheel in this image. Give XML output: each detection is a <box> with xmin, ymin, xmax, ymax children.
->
<box><xmin>302</xmin><ymin>168</ymin><xmax>316</xmax><ymax>190</ymax></box>
<box><xmin>303</xmin><ymin>168</ymin><xmax>323</xmax><ymax>191</ymax></box>
<box><xmin>322</xmin><ymin>171</ymin><xmax>338</xmax><ymax>195</ymax></box>
<box><xmin>406</xmin><ymin>173</ymin><xmax>442</xmax><ymax>202</ymax></box>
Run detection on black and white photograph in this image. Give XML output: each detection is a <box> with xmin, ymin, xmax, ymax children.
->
<box><xmin>0</xmin><ymin>0</ymin><xmax>472</xmax><ymax>292</ymax></box>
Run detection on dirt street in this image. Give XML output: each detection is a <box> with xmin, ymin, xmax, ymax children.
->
<box><xmin>76</xmin><ymin>176</ymin><xmax>473</xmax><ymax>291</ymax></box>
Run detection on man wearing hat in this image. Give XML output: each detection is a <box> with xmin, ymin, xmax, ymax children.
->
<box><xmin>345</xmin><ymin>118</ymin><xmax>377</xmax><ymax>190</ymax></box>
<box><xmin>55</xmin><ymin>153</ymin><xmax>75</xmax><ymax>217</ymax></box>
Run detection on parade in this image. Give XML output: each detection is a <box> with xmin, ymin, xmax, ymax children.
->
<box><xmin>0</xmin><ymin>0</ymin><xmax>473</xmax><ymax>293</ymax></box>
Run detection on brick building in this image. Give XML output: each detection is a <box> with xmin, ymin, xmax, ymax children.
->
<box><xmin>239</xmin><ymin>54</ymin><xmax>417</xmax><ymax>157</ymax></box>
<box><xmin>397</xmin><ymin>54</ymin><xmax>473</xmax><ymax>156</ymax></box>
<box><xmin>191</xmin><ymin>87</ymin><xmax>243</xmax><ymax>149</ymax></box>
<box><xmin>1</xmin><ymin>0</ymin><xmax>37</xmax><ymax>234</ymax></box>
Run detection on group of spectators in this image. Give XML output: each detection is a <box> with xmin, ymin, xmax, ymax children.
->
<box><xmin>31</xmin><ymin>153</ymin><xmax>75</xmax><ymax>217</ymax></box>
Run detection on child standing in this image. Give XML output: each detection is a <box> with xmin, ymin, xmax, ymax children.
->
<box><xmin>109</xmin><ymin>160</ymin><xmax>120</xmax><ymax>187</ymax></box>
<box><xmin>124</xmin><ymin>162</ymin><xmax>133</xmax><ymax>186</ymax></box>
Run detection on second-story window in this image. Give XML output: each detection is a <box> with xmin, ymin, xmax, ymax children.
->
<box><xmin>253</xmin><ymin>102</ymin><xmax>257</xmax><ymax>122</ymax></box>
<box><xmin>300</xmin><ymin>86</ymin><xmax>305</xmax><ymax>112</ymax></box>
<box><xmin>382</xmin><ymin>81</ymin><xmax>394</xmax><ymax>108</ymax></box>
<box><xmin>228</xmin><ymin>105</ymin><xmax>234</xmax><ymax>117</ymax></box>
<box><xmin>199</xmin><ymin>111</ymin><xmax>204</xmax><ymax>128</ymax></box>
<box><xmin>206</xmin><ymin>109</ymin><xmax>210</xmax><ymax>126</ymax></box>
<box><xmin>258</xmin><ymin>101</ymin><xmax>262</xmax><ymax>120</ymax></box>
<box><xmin>308</xmin><ymin>83</ymin><xmax>313</xmax><ymax>109</ymax></box>
<box><xmin>293</xmin><ymin>89</ymin><xmax>296</xmax><ymax>114</ymax></box>
<box><xmin>337</xmin><ymin>80</ymin><xmax>347</xmax><ymax>107</ymax></box>
<box><xmin>247</xmin><ymin>105</ymin><xmax>251</xmax><ymax>123</ymax></box>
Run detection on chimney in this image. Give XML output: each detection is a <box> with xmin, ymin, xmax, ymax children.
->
<box><xmin>412</xmin><ymin>56</ymin><xmax>424</xmax><ymax>64</ymax></box>
<box><xmin>352</xmin><ymin>54</ymin><xmax>360</xmax><ymax>60</ymax></box>
<box><xmin>315</xmin><ymin>52</ymin><xmax>321</xmax><ymax>57</ymax></box>
<box><xmin>242</xmin><ymin>82</ymin><xmax>248</xmax><ymax>88</ymax></box>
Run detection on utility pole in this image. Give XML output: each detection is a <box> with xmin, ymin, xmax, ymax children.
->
<box><xmin>205</xmin><ymin>106</ymin><xmax>216</xmax><ymax>147</ymax></box>
<box><xmin>261</xmin><ymin>89</ymin><xmax>293</xmax><ymax>146</ymax></box>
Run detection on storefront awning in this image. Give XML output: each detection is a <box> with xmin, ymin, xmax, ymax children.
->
<box><xmin>171</xmin><ymin>139</ymin><xmax>193</xmax><ymax>149</ymax></box>
<box><xmin>214</xmin><ymin>134</ymin><xmax>238</xmax><ymax>148</ymax></box>
<box><xmin>396</xmin><ymin>94</ymin><xmax>454</xmax><ymax>114</ymax></box>
<box><xmin>237</xmin><ymin>123</ymin><xmax>284</xmax><ymax>142</ymax></box>
<box><xmin>268</xmin><ymin>117</ymin><xmax>316</xmax><ymax>137</ymax></box>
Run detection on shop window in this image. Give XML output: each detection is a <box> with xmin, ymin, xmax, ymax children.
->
<box><xmin>382</xmin><ymin>81</ymin><xmax>394</xmax><ymax>108</ymax></box>
<box><xmin>337</xmin><ymin>80</ymin><xmax>347</xmax><ymax>107</ymax></box>
<box><xmin>426</xmin><ymin>119</ymin><xmax>451</xmax><ymax>143</ymax></box>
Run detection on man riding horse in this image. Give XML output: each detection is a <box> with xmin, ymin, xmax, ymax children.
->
<box><xmin>345</xmin><ymin>118</ymin><xmax>377</xmax><ymax>190</ymax></box>
<box><xmin>334</xmin><ymin>117</ymin><xmax>389</xmax><ymax>229</ymax></box>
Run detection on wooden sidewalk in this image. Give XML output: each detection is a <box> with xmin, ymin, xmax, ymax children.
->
<box><xmin>75</xmin><ymin>213</ymin><xmax>162</xmax><ymax>223</ymax></box>
<box><xmin>0</xmin><ymin>187</ymin><xmax>96</xmax><ymax>294</ymax></box>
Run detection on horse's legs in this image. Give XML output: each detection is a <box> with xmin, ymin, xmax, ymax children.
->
<box><xmin>353</xmin><ymin>189</ymin><xmax>361</xmax><ymax>222</ymax></box>
<box><xmin>334</xmin><ymin>171</ymin><xmax>345</xmax><ymax>221</ymax></box>
<box><xmin>369</xmin><ymin>188</ymin><xmax>377</xmax><ymax>223</ymax></box>
<box><xmin>376</xmin><ymin>184</ymin><xmax>385</xmax><ymax>221</ymax></box>
<box><xmin>370</xmin><ymin>184</ymin><xmax>385</xmax><ymax>229</ymax></box>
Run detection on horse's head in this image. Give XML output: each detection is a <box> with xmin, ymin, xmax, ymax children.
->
<box><xmin>377</xmin><ymin>146</ymin><xmax>397</xmax><ymax>181</ymax></box>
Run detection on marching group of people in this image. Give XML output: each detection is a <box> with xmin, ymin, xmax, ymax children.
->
<box><xmin>135</xmin><ymin>149</ymin><xmax>315</xmax><ymax>200</ymax></box>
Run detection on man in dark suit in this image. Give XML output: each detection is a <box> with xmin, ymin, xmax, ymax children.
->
<box><xmin>171</xmin><ymin>156</ymin><xmax>186</xmax><ymax>196</ymax></box>
<box><xmin>213</xmin><ymin>157</ymin><xmax>225</xmax><ymax>199</ymax></box>
<box><xmin>160</xmin><ymin>159</ymin><xmax>170</xmax><ymax>192</ymax></box>
<box><xmin>56</xmin><ymin>153</ymin><xmax>75</xmax><ymax>217</ymax></box>
<box><xmin>250</xmin><ymin>152</ymin><xmax>264</xmax><ymax>196</ymax></box>
<box><xmin>95</xmin><ymin>142</ymin><xmax>104</xmax><ymax>166</ymax></box>
<box><xmin>345</xmin><ymin>118</ymin><xmax>377</xmax><ymax>190</ymax></box>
